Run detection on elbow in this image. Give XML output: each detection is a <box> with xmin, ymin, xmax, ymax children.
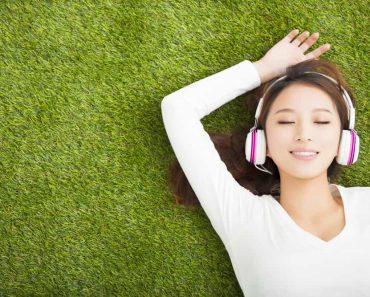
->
<box><xmin>161</xmin><ymin>95</ymin><xmax>172</xmax><ymax>116</ymax></box>
<box><xmin>161</xmin><ymin>92</ymin><xmax>195</xmax><ymax>120</ymax></box>
<box><xmin>161</xmin><ymin>95</ymin><xmax>177</xmax><ymax>123</ymax></box>
<box><xmin>161</xmin><ymin>93</ymin><xmax>179</xmax><ymax>106</ymax></box>
<box><xmin>161</xmin><ymin>94</ymin><xmax>183</xmax><ymax>114</ymax></box>
<box><xmin>161</xmin><ymin>95</ymin><xmax>171</xmax><ymax>109</ymax></box>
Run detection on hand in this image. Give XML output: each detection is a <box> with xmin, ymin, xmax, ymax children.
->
<box><xmin>253</xmin><ymin>29</ymin><xmax>331</xmax><ymax>83</ymax></box>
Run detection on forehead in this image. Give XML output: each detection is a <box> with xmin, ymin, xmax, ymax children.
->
<box><xmin>269</xmin><ymin>82</ymin><xmax>337</xmax><ymax>113</ymax></box>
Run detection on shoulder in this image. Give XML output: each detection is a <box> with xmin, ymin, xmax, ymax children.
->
<box><xmin>338</xmin><ymin>184</ymin><xmax>370</xmax><ymax>197</ymax></box>
<box><xmin>335</xmin><ymin>183</ymin><xmax>370</xmax><ymax>211</ymax></box>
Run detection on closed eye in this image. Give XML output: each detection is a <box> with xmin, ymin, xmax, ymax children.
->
<box><xmin>277</xmin><ymin>121</ymin><xmax>330</xmax><ymax>124</ymax></box>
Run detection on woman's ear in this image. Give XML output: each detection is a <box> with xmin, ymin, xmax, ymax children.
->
<box><xmin>266</xmin><ymin>143</ymin><xmax>271</xmax><ymax>158</ymax></box>
<box><xmin>264</xmin><ymin>129</ymin><xmax>270</xmax><ymax>158</ymax></box>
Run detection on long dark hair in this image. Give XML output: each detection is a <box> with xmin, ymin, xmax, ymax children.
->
<box><xmin>166</xmin><ymin>59</ymin><xmax>356</xmax><ymax>207</ymax></box>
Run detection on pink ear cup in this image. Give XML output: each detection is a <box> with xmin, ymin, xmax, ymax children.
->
<box><xmin>336</xmin><ymin>129</ymin><xmax>360</xmax><ymax>165</ymax></box>
<box><xmin>245</xmin><ymin>129</ymin><xmax>266</xmax><ymax>165</ymax></box>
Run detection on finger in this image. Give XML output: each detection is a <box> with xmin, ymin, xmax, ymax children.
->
<box><xmin>291</xmin><ymin>31</ymin><xmax>310</xmax><ymax>46</ymax></box>
<box><xmin>299</xmin><ymin>32</ymin><xmax>320</xmax><ymax>53</ymax></box>
<box><xmin>304</xmin><ymin>44</ymin><xmax>331</xmax><ymax>60</ymax></box>
<box><xmin>282</xmin><ymin>29</ymin><xmax>300</xmax><ymax>42</ymax></box>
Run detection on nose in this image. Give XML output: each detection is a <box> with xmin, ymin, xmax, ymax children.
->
<box><xmin>295</xmin><ymin>122</ymin><xmax>312</xmax><ymax>141</ymax></box>
<box><xmin>296</xmin><ymin>136</ymin><xmax>312</xmax><ymax>141</ymax></box>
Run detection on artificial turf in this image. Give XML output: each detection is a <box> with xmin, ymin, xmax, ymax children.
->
<box><xmin>0</xmin><ymin>1</ymin><xmax>368</xmax><ymax>296</ymax></box>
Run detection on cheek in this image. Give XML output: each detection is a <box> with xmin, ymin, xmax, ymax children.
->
<box><xmin>320</xmin><ymin>127</ymin><xmax>341</xmax><ymax>148</ymax></box>
<box><xmin>265</xmin><ymin>127</ymin><xmax>289</xmax><ymax>153</ymax></box>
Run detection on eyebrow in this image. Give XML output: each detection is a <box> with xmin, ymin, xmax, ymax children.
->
<box><xmin>274</xmin><ymin>108</ymin><xmax>333</xmax><ymax>115</ymax></box>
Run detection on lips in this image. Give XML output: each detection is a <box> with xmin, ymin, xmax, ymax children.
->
<box><xmin>289</xmin><ymin>149</ymin><xmax>319</xmax><ymax>154</ymax></box>
<box><xmin>290</xmin><ymin>149</ymin><xmax>319</xmax><ymax>161</ymax></box>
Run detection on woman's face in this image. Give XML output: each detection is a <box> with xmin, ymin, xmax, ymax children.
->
<box><xmin>265</xmin><ymin>82</ymin><xmax>342</xmax><ymax>180</ymax></box>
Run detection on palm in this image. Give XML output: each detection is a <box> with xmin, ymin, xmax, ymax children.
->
<box><xmin>261</xmin><ymin>29</ymin><xmax>331</xmax><ymax>78</ymax></box>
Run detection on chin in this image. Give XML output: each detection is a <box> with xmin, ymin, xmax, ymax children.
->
<box><xmin>282</xmin><ymin>168</ymin><xmax>328</xmax><ymax>181</ymax></box>
<box><xmin>276</xmin><ymin>162</ymin><xmax>328</xmax><ymax>180</ymax></box>
<box><xmin>272</xmin><ymin>153</ymin><xmax>335</xmax><ymax>177</ymax></box>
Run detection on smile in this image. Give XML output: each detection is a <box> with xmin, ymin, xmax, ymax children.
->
<box><xmin>290</xmin><ymin>151</ymin><xmax>319</xmax><ymax>160</ymax></box>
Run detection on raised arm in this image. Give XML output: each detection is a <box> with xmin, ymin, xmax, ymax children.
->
<box><xmin>161</xmin><ymin>29</ymin><xmax>331</xmax><ymax>246</ymax></box>
<box><xmin>161</xmin><ymin>60</ymin><xmax>262</xmax><ymax>246</ymax></box>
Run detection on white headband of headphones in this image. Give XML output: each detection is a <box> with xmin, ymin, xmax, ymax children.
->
<box><xmin>254</xmin><ymin>71</ymin><xmax>355</xmax><ymax>130</ymax></box>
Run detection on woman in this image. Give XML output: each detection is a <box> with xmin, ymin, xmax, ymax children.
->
<box><xmin>161</xmin><ymin>29</ymin><xmax>370</xmax><ymax>296</ymax></box>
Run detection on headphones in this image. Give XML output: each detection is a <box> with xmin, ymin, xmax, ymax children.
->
<box><xmin>245</xmin><ymin>71</ymin><xmax>360</xmax><ymax>175</ymax></box>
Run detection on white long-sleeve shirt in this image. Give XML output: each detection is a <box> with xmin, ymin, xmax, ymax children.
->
<box><xmin>161</xmin><ymin>59</ymin><xmax>370</xmax><ymax>297</ymax></box>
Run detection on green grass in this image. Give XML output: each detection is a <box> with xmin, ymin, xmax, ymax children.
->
<box><xmin>0</xmin><ymin>0</ymin><xmax>368</xmax><ymax>296</ymax></box>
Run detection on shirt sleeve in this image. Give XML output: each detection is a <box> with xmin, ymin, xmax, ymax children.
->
<box><xmin>161</xmin><ymin>60</ymin><xmax>264</xmax><ymax>246</ymax></box>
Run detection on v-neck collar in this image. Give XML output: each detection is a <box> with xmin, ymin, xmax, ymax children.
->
<box><xmin>269</xmin><ymin>184</ymin><xmax>350</xmax><ymax>248</ymax></box>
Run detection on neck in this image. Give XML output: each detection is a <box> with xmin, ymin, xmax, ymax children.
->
<box><xmin>278</xmin><ymin>172</ymin><xmax>340</xmax><ymax>221</ymax></box>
